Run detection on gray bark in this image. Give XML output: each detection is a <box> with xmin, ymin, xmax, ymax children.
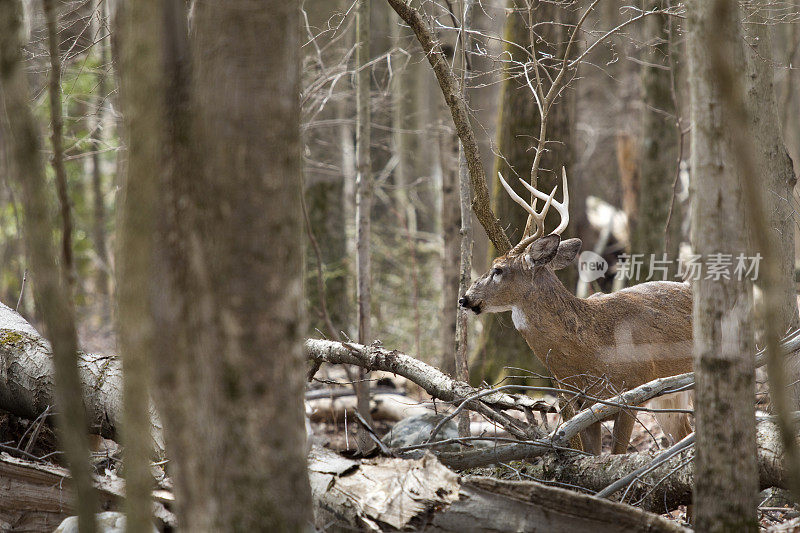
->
<box><xmin>0</xmin><ymin>4</ymin><xmax>98</xmax><ymax>530</ymax></box>
<box><xmin>440</xmin><ymin>117</ymin><xmax>460</xmax><ymax>374</ymax></box>
<box><xmin>308</xmin><ymin>446</ymin><xmax>687</xmax><ymax>532</ymax></box>
<box><xmin>43</xmin><ymin>0</ymin><xmax>74</xmax><ymax>287</ymax></box>
<box><xmin>0</xmin><ymin>301</ymin><xmax>165</xmax><ymax>454</ymax></box>
<box><xmin>528</xmin><ymin>420</ymin><xmax>788</xmax><ymax>514</ymax></box>
<box><xmin>355</xmin><ymin>0</ymin><xmax>375</xmax><ymax>451</ymax></box>
<box><xmin>741</xmin><ymin>8</ymin><xmax>800</xmax><ymax>405</ymax></box>
<box><xmin>156</xmin><ymin>0</ymin><xmax>314</xmax><ymax>528</ymax></box>
<box><xmin>633</xmin><ymin>0</ymin><xmax>681</xmax><ymax>274</ymax></box>
<box><xmin>687</xmin><ymin>0</ymin><xmax>759</xmax><ymax>529</ymax></box>
<box><xmin>116</xmin><ymin>0</ymin><xmax>162</xmax><ymax>529</ymax></box>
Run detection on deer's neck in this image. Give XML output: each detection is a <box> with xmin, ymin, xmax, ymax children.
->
<box><xmin>512</xmin><ymin>268</ymin><xmax>590</xmax><ymax>356</ymax></box>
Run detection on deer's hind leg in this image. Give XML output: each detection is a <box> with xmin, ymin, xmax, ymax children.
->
<box><xmin>611</xmin><ymin>410</ymin><xmax>636</xmax><ymax>454</ymax></box>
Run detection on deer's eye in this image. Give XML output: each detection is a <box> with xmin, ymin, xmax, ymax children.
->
<box><xmin>491</xmin><ymin>267</ymin><xmax>503</xmax><ymax>278</ymax></box>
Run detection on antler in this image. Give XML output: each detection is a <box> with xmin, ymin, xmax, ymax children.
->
<box><xmin>499</xmin><ymin>167</ymin><xmax>570</xmax><ymax>255</ymax></box>
<box><xmin>498</xmin><ymin>173</ymin><xmax>557</xmax><ymax>254</ymax></box>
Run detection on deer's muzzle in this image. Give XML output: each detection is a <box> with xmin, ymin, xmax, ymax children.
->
<box><xmin>458</xmin><ymin>296</ymin><xmax>482</xmax><ymax>314</ymax></box>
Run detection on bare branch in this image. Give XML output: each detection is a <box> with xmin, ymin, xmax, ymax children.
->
<box><xmin>387</xmin><ymin>0</ymin><xmax>512</xmax><ymax>252</ymax></box>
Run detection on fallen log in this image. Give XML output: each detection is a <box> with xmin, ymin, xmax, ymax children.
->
<box><xmin>0</xmin><ymin>452</ymin><xmax>174</xmax><ymax>531</ymax></box>
<box><xmin>307</xmin><ymin>334</ymin><xmax>800</xmax><ymax>469</ymax></box>
<box><xmin>0</xmin><ymin>302</ymin><xmax>164</xmax><ymax>455</ymax></box>
<box><xmin>521</xmin><ymin>419</ymin><xmax>788</xmax><ymax>514</ymax></box>
<box><xmin>309</xmin><ymin>445</ymin><xmax>687</xmax><ymax>532</ymax></box>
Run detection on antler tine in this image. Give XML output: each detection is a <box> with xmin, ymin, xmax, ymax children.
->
<box><xmin>517</xmin><ymin>166</ymin><xmax>570</xmax><ymax>236</ymax></box>
<box><xmin>498</xmin><ymin>172</ymin><xmax>538</xmax><ymax>220</ymax></box>
<box><xmin>513</xmin><ymin>188</ymin><xmax>558</xmax><ymax>254</ymax></box>
<box><xmin>499</xmin><ymin>172</ymin><xmax>560</xmax><ymax>254</ymax></box>
<box><xmin>552</xmin><ymin>167</ymin><xmax>570</xmax><ymax>235</ymax></box>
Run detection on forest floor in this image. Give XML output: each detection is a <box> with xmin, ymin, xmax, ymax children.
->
<box><xmin>2</xmin><ymin>307</ymin><xmax>794</xmax><ymax>531</ymax></box>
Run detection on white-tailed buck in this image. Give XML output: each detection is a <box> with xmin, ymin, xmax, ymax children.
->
<box><xmin>459</xmin><ymin>169</ymin><xmax>692</xmax><ymax>454</ymax></box>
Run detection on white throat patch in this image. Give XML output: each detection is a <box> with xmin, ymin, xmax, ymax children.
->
<box><xmin>511</xmin><ymin>306</ymin><xmax>528</xmax><ymax>331</ymax></box>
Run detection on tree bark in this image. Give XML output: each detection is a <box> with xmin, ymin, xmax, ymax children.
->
<box><xmin>440</xmin><ymin>116</ymin><xmax>460</xmax><ymax>374</ymax></box>
<box><xmin>89</xmin><ymin>0</ymin><xmax>111</xmax><ymax>302</ymax></box>
<box><xmin>43</xmin><ymin>0</ymin><xmax>74</xmax><ymax>288</ymax></box>
<box><xmin>116</xmin><ymin>0</ymin><xmax>162</xmax><ymax>529</ymax></box>
<box><xmin>687</xmin><ymin>1</ymin><xmax>759</xmax><ymax>529</ymax></box>
<box><xmin>0</xmin><ymin>3</ymin><xmax>98</xmax><ymax>529</ymax></box>
<box><xmin>632</xmin><ymin>0</ymin><xmax>681</xmax><ymax>277</ymax></box>
<box><xmin>355</xmin><ymin>0</ymin><xmax>375</xmax><ymax>452</ymax></box>
<box><xmin>0</xmin><ymin>301</ymin><xmax>164</xmax><ymax>450</ymax></box>
<box><xmin>453</xmin><ymin>0</ymin><xmax>474</xmax><ymax>438</ymax></box>
<box><xmin>741</xmin><ymin>7</ymin><xmax>800</xmax><ymax>404</ymax></box>
<box><xmin>308</xmin><ymin>446</ymin><xmax>686</xmax><ymax>532</ymax></box>
<box><xmin>527</xmin><ymin>419</ymin><xmax>789</xmax><ymax>515</ymax></box>
<box><xmin>153</xmin><ymin>0</ymin><xmax>314</xmax><ymax>528</ymax></box>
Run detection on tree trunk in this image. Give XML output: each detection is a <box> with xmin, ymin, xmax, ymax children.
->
<box><xmin>472</xmin><ymin>1</ymin><xmax>573</xmax><ymax>385</ymax></box>
<box><xmin>741</xmin><ymin>8</ymin><xmax>800</xmax><ymax>404</ymax></box>
<box><xmin>151</xmin><ymin>0</ymin><xmax>314</xmax><ymax>529</ymax></box>
<box><xmin>116</xmin><ymin>0</ymin><xmax>162</xmax><ymax>529</ymax></box>
<box><xmin>355</xmin><ymin>0</ymin><xmax>375</xmax><ymax>451</ymax></box>
<box><xmin>632</xmin><ymin>0</ymin><xmax>681</xmax><ymax>277</ymax></box>
<box><xmin>0</xmin><ymin>301</ymin><xmax>164</xmax><ymax>452</ymax></box>
<box><xmin>440</xmin><ymin>117</ymin><xmax>460</xmax><ymax>375</ymax></box>
<box><xmin>309</xmin><ymin>446</ymin><xmax>685</xmax><ymax>532</ymax></box>
<box><xmin>43</xmin><ymin>0</ymin><xmax>74</xmax><ymax>288</ymax></box>
<box><xmin>687</xmin><ymin>0</ymin><xmax>759</xmax><ymax>529</ymax></box>
<box><xmin>89</xmin><ymin>0</ymin><xmax>110</xmax><ymax>304</ymax></box>
<box><xmin>454</xmin><ymin>0</ymin><xmax>474</xmax><ymax>438</ymax></box>
<box><xmin>0</xmin><ymin>3</ymin><xmax>98</xmax><ymax>530</ymax></box>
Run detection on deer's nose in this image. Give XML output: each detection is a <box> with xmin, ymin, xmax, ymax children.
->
<box><xmin>458</xmin><ymin>296</ymin><xmax>469</xmax><ymax>308</ymax></box>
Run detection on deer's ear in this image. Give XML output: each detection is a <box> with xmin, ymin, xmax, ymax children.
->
<box><xmin>526</xmin><ymin>234</ymin><xmax>561</xmax><ymax>266</ymax></box>
<box><xmin>551</xmin><ymin>238</ymin><xmax>582</xmax><ymax>270</ymax></box>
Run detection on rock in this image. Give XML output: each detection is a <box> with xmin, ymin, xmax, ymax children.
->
<box><xmin>383</xmin><ymin>413</ymin><xmax>460</xmax><ymax>452</ymax></box>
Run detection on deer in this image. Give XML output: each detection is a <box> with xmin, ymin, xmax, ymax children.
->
<box><xmin>458</xmin><ymin>169</ymin><xmax>693</xmax><ymax>454</ymax></box>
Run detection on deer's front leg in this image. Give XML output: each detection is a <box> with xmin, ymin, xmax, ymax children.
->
<box><xmin>580</xmin><ymin>422</ymin><xmax>602</xmax><ymax>455</ymax></box>
<box><xmin>611</xmin><ymin>410</ymin><xmax>636</xmax><ymax>454</ymax></box>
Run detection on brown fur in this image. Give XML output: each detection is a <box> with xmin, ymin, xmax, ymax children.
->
<box><xmin>462</xmin><ymin>244</ymin><xmax>693</xmax><ymax>453</ymax></box>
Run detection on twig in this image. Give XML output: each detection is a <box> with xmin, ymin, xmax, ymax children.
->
<box><xmin>23</xmin><ymin>405</ymin><xmax>51</xmax><ymax>454</ymax></box>
<box><xmin>15</xmin><ymin>269</ymin><xmax>27</xmax><ymax>312</ymax></box>
<box><xmin>0</xmin><ymin>442</ymin><xmax>47</xmax><ymax>462</ymax></box>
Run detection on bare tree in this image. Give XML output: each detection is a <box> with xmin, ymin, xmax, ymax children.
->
<box><xmin>0</xmin><ymin>1</ymin><xmax>97</xmax><ymax>530</ymax></box>
<box><xmin>116</xmin><ymin>0</ymin><xmax>161</xmax><ymax>529</ymax></box>
<box><xmin>89</xmin><ymin>0</ymin><xmax>111</xmax><ymax>303</ymax></box>
<box><xmin>687</xmin><ymin>0</ymin><xmax>758</xmax><ymax>529</ymax></box>
<box><xmin>354</xmin><ymin>0</ymin><xmax>375</xmax><ymax>451</ymax></box>
<box><xmin>43</xmin><ymin>0</ymin><xmax>74</xmax><ymax>288</ymax></box>
<box><xmin>741</xmin><ymin>6</ymin><xmax>800</xmax><ymax>404</ymax></box>
<box><xmin>633</xmin><ymin>0</ymin><xmax>681</xmax><ymax>273</ymax></box>
<box><xmin>150</xmin><ymin>0</ymin><xmax>314</xmax><ymax>528</ymax></box>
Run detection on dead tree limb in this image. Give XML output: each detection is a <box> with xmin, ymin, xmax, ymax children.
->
<box><xmin>523</xmin><ymin>419</ymin><xmax>788</xmax><ymax>514</ymax></box>
<box><xmin>0</xmin><ymin>452</ymin><xmax>175</xmax><ymax>532</ymax></box>
<box><xmin>305</xmin><ymin>338</ymin><xmax>551</xmax><ymax>414</ymax></box>
<box><xmin>307</xmin><ymin>331</ymin><xmax>800</xmax><ymax>469</ymax></box>
<box><xmin>309</xmin><ymin>445</ymin><xmax>687</xmax><ymax>532</ymax></box>
<box><xmin>0</xmin><ymin>302</ymin><xmax>165</xmax><ymax>455</ymax></box>
<box><xmin>386</xmin><ymin>0</ymin><xmax>512</xmax><ymax>253</ymax></box>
